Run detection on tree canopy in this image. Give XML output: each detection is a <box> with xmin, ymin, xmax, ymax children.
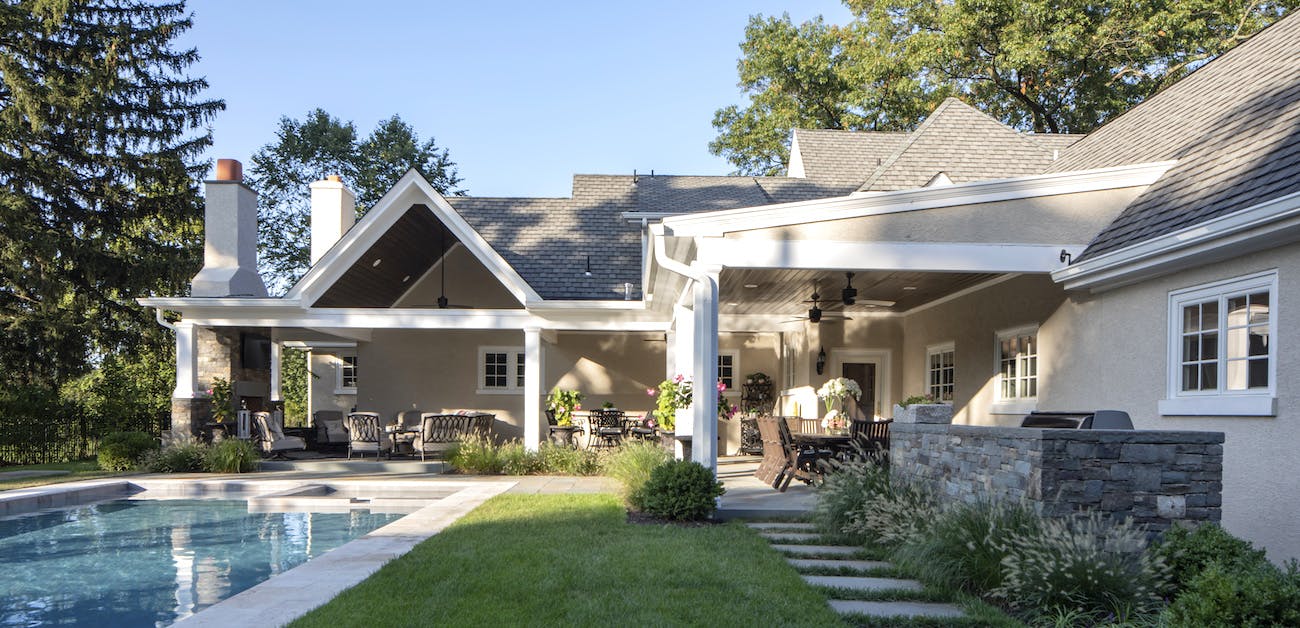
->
<box><xmin>712</xmin><ymin>1</ymin><xmax>1297</xmax><ymax>175</ymax></box>
<box><xmin>250</xmin><ymin>110</ymin><xmax>464</xmax><ymax>294</ymax></box>
<box><xmin>0</xmin><ymin>0</ymin><xmax>222</xmax><ymax>387</ymax></box>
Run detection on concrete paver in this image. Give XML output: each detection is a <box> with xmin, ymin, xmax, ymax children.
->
<box><xmin>801</xmin><ymin>575</ymin><xmax>924</xmax><ymax>591</ymax></box>
<box><xmin>770</xmin><ymin>543</ymin><xmax>860</xmax><ymax>556</ymax></box>
<box><xmin>786</xmin><ymin>558</ymin><xmax>892</xmax><ymax>572</ymax></box>
<box><xmin>829</xmin><ymin>600</ymin><xmax>967</xmax><ymax>619</ymax></box>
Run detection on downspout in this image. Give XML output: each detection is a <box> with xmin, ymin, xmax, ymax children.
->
<box><xmin>151</xmin><ymin>307</ymin><xmax>177</xmax><ymax>332</ymax></box>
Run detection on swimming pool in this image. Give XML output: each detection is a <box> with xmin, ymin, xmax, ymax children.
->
<box><xmin>0</xmin><ymin>498</ymin><xmax>403</xmax><ymax>627</ymax></box>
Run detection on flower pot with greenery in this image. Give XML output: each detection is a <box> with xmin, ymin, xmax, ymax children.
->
<box><xmin>546</xmin><ymin>388</ymin><xmax>584</xmax><ymax>446</ymax></box>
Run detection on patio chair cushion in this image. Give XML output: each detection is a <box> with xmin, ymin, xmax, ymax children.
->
<box><xmin>346</xmin><ymin>413</ymin><xmax>388</xmax><ymax>453</ymax></box>
<box><xmin>254</xmin><ymin>412</ymin><xmax>306</xmax><ymax>455</ymax></box>
<box><xmin>314</xmin><ymin>411</ymin><xmax>347</xmax><ymax>444</ymax></box>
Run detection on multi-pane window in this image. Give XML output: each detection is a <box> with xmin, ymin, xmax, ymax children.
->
<box><xmin>483</xmin><ymin>351</ymin><xmax>509</xmax><ymax>389</ymax></box>
<box><xmin>1172</xmin><ymin>272</ymin><xmax>1275</xmax><ymax>395</ymax></box>
<box><xmin>927</xmin><ymin>344</ymin><xmax>955</xmax><ymax>402</ymax></box>
<box><xmin>338</xmin><ymin>355</ymin><xmax>358</xmax><ymax>392</ymax></box>
<box><xmin>479</xmin><ymin>347</ymin><xmax>526</xmax><ymax>392</ymax></box>
<box><xmin>997</xmin><ymin>330</ymin><xmax>1038</xmax><ymax>400</ymax></box>
<box><xmin>718</xmin><ymin>352</ymin><xmax>738</xmax><ymax>390</ymax></box>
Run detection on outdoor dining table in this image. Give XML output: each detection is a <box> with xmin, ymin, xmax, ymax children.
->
<box><xmin>791</xmin><ymin>433</ymin><xmax>854</xmax><ymax>460</ymax></box>
<box><xmin>384</xmin><ymin>424</ymin><xmax>421</xmax><ymax>457</ymax></box>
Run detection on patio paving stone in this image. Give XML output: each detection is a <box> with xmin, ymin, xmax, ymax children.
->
<box><xmin>801</xmin><ymin>575</ymin><xmax>923</xmax><ymax>591</ymax></box>
<box><xmin>828</xmin><ymin>600</ymin><xmax>966</xmax><ymax>619</ymax></box>
<box><xmin>745</xmin><ymin>522</ymin><xmax>816</xmax><ymax>530</ymax></box>
<box><xmin>785</xmin><ymin>558</ymin><xmax>892</xmax><ymax>572</ymax></box>
<box><xmin>758</xmin><ymin>531</ymin><xmax>821</xmax><ymax>542</ymax></box>
<box><xmin>770</xmin><ymin>544</ymin><xmax>860</xmax><ymax>556</ymax></box>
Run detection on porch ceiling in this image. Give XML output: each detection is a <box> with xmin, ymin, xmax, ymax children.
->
<box><xmin>314</xmin><ymin>204</ymin><xmax>457</xmax><ymax>308</ymax></box>
<box><xmin>718</xmin><ymin>268</ymin><xmax>1002</xmax><ymax>315</ymax></box>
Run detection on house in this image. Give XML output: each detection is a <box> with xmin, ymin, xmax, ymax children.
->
<box><xmin>142</xmin><ymin>13</ymin><xmax>1300</xmax><ymax>560</ymax></box>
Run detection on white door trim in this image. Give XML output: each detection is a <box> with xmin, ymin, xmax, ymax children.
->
<box><xmin>828</xmin><ymin>348</ymin><xmax>892</xmax><ymax>419</ymax></box>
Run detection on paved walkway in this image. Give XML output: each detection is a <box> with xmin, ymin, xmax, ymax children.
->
<box><xmin>749</xmin><ymin>522</ymin><xmax>968</xmax><ymax>622</ymax></box>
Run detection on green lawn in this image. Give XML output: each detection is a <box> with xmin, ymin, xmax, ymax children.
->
<box><xmin>292</xmin><ymin>493</ymin><xmax>846</xmax><ymax>627</ymax></box>
<box><xmin>0</xmin><ymin>460</ymin><xmax>125</xmax><ymax>491</ymax></box>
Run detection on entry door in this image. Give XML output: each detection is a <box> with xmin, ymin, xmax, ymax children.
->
<box><xmin>840</xmin><ymin>362</ymin><xmax>877</xmax><ymax>420</ymax></box>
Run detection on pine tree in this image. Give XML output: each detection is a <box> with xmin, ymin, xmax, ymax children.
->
<box><xmin>0</xmin><ymin>0</ymin><xmax>223</xmax><ymax>388</ymax></box>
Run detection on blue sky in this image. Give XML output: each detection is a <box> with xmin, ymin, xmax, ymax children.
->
<box><xmin>179</xmin><ymin>2</ymin><xmax>852</xmax><ymax>198</ymax></box>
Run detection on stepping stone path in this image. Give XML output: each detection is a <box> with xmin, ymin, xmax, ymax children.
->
<box><xmin>746</xmin><ymin>521</ymin><xmax>967</xmax><ymax>622</ymax></box>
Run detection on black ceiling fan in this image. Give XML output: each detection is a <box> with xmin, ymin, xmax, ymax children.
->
<box><xmin>436</xmin><ymin>229</ymin><xmax>472</xmax><ymax>309</ymax></box>
<box><xmin>840</xmin><ymin>272</ymin><xmax>896</xmax><ymax>308</ymax></box>
<box><xmin>787</xmin><ymin>285</ymin><xmax>851</xmax><ymax>323</ymax></box>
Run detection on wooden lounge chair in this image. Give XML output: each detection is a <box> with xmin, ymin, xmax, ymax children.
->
<box><xmin>849</xmin><ymin>418</ymin><xmax>892</xmax><ymax>461</ymax></box>
<box><xmin>755</xmin><ymin>416</ymin><xmax>819</xmax><ymax>491</ymax></box>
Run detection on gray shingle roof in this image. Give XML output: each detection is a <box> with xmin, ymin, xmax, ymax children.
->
<box><xmin>859</xmin><ymin>98</ymin><xmax>1069</xmax><ymax>191</ymax></box>
<box><xmin>1050</xmin><ymin>14</ymin><xmax>1300</xmax><ymax>260</ymax></box>
<box><xmin>790</xmin><ymin>129</ymin><xmax>908</xmax><ymax>186</ymax></box>
<box><xmin>446</xmin><ymin>173</ymin><xmax>854</xmax><ymax>300</ymax></box>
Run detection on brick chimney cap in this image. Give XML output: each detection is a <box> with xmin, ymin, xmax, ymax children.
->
<box><xmin>214</xmin><ymin>159</ymin><xmax>243</xmax><ymax>182</ymax></box>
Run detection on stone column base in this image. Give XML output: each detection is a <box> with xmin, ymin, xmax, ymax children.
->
<box><xmin>171</xmin><ymin>397</ymin><xmax>212</xmax><ymax>441</ymax></box>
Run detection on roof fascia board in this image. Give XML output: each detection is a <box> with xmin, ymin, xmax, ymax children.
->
<box><xmin>662</xmin><ymin>161</ymin><xmax>1174</xmax><ymax>238</ymax></box>
<box><xmin>285</xmin><ymin>170</ymin><xmax>543</xmax><ymax>306</ymax></box>
<box><xmin>179</xmin><ymin>307</ymin><xmax>671</xmax><ymax>332</ymax></box>
<box><xmin>1052</xmin><ymin>190</ymin><xmax>1300</xmax><ymax>292</ymax></box>
<box><xmin>695</xmin><ymin>238</ymin><xmax>1086</xmax><ymax>274</ymax></box>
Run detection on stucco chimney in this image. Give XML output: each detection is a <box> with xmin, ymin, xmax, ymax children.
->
<box><xmin>190</xmin><ymin>159</ymin><xmax>269</xmax><ymax>297</ymax></box>
<box><xmin>309</xmin><ymin>175</ymin><xmax>356</xmax><ymax>265</ymax></box>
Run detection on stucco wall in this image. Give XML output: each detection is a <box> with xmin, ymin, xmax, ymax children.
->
<box><xmin>900</xmin><ymin>275</ymin><xmax>1067</xmax><ymax>425</ymax></box>
<box><xmin>724</xmin><ymin>187</ymin><xmax>1145</xmax><ymax>245</ymax></box>
<box><xmin>307</xmin><ymin>351</ymin><xmax>357</xmax><ymax>420</ymax></box>
<box><xmin>1044</xmin><ymin>241</ymin><xmax>1300</xmax><ymax>562</ymax></box>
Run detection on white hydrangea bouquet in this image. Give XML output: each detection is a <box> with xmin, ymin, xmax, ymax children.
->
<box><xmin>817</xmin><ymin>377</ymin><xmax>862</xmax><ymax>431</ymax></box>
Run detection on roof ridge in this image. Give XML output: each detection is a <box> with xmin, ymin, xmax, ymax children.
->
<box><xmin>858</xmin><ymin>98</ymin><xmax>960</xmax><ymax>190</ymax></box>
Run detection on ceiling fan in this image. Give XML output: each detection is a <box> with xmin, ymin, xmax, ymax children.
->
<box><xmin>840</xmin><ymin>272</ymin><xmax>896</xmax><ymax>308</ymax></box>
<box><xmin>786</xmin><ymin>285</ymin><xmax>852</xmax><ymax>324</ymax></box>
<box><xmin>435</xmin><ymin>229</ymin><xmax>472</xmax><ymax>309</ymax></box>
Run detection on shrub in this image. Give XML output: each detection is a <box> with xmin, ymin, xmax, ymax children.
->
<box><xmin>203</xmin><ymin>438</ymin><xmax>259</xmax><ymax>473</ymax></box>
<box><xmin>894</xmin><ymin>499</ymin><xmax>1041</xmax><ymax>595</ymax></box>
<box><xmin>843</xmin><ymin>474</ymin><xmax>941</xmax><ymax>547</ymax></box>
<box><xmin>813</xmin><ymin>457</ymin><xmax>891</xmax><ymax>537</ymax></box>
<box><xmin>1154</xmin><ymin>523</ymin><xmax>1269</xmax><ymax>595</ymax></box>
<box><xmin>143</xmin><ymin>442</ymin><xmax>208</xmax><ymax>473</ymax></box>
<box><xmin>601</xmin><ymin>440</ymin><xmax>672</xmax><ymax>509</ymax></box>
<box><xmin>537</xmin><ymin>442</ymin><xmax>601</xmax><ymax>476</ymax></box>
<box><xmin>498</xmin><ymin>441</ymin><xmax>540</xmax><ymax>475</ymax></box>
<box><xmin>449</xmin><ymin>435</ymin><xmax>505</xmax><ymax>474</ymax></box>
<box><xmin>639</xmin><ymin>460</ymin><xmax>725</xmax><ymax>521</ymax></box>
<box><xmin>97</xmin><ymin>431</ymin><xmax>159</xmax><ymax>471</ymax></box>
<box><xmin>994</xmin><ymin>511</ymin><xmax>1169</xmax><ymax>624</ymax></box>
<box><xmin>1166</xmin><ymin>559</ymin><xmax>1300</xmax><ymax>627</ymax></box>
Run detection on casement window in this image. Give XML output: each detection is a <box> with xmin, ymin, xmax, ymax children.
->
<box><xmin>718</xmin><ymin>351</ymin><xmax>740</xmax><ymax>392</ymax></box>
<box><xmin>478</xmin><ymin>346</ymin><xmax>526</xmax><ymax>394</ymax></box>
<box><xmin>992</xmin><ymin>326</ymin><xmax>1038</xmax><ymax>414</ymax></box>
<box><xmin>926</xmin><ymin>343</ymin><xmax>955</xmax><ymax>403</ymax></box>
<box><xmin>1160</xmin><ymin>270</ymin><xmax>1278</xmax><ymax>416</ymax></box>
<box><xmin>335</xmin><ymin>355</ymin><xmax>358</xmax><ymax>394</ymax></box>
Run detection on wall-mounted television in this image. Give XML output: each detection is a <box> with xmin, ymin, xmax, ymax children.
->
<box><xmin>241</xmin><ymin>333</ymin><xmax>272</xmax><ymax>370</ymax></box>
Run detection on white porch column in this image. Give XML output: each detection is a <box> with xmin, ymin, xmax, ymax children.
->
<box><xmin>690</xmin><ymin>265</ymin><xmax>720</xmax><ymax>471</ymax></box>
<box><xmin>269</xmin><ymin>341</ymin><xmax>282</xmax><ymax>404</ymax></box>
<box><xmin>173</xmin><ymin>322</ymin><xmax>198</xmax><ymax>398</ymax></box>
<box><xmin>523</xmin><ymin>327</ymin><xmax>542</xmax><ymax>452</ymax></box>
<box><xmin>671</xmin><ymin>304</ymin><xmax>695</xmax><ymax>460</ymax></box>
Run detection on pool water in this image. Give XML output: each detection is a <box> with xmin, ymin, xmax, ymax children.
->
<box><xmin>0</xmin><ymin>499</ymin><xmax>403</xmax><ymax>627</ymax></box>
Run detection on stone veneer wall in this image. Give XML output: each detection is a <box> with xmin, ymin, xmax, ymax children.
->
<box><xmin>170</xmin><ymin>326</ymin><xmax>271</xmax><ymax>439</ymax></box>
<box><xmin>890</xmin><ymin>422</ymin><xmax>1225</xmax><ymax>532</ymax></box>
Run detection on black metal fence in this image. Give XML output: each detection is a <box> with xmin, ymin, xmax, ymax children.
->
<box><xmin>0</xmin><ymin>411</ymin><xmax>170</xmax><ymax>466</ymax></box>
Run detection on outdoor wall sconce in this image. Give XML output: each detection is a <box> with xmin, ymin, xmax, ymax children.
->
<box><xmin>816</xmin><ymin>347</ymin><xmax>827</xmax><ymax>375</ymax></box>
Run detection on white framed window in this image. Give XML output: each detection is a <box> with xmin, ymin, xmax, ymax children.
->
<box><xmin>992</xmin><ymin>325</ymin><xmax>1038</xmax><ymax>414</ymax></box>
<box><xmin>926</xmin><ymin>342</ymin><xmax>955</xmax><ymax>403</ymax></box>
<box><xmin>478</xmin><ymin>346</ymin><xmax>526</xmax><ymax>394</ymax></box>
<box><xmin>718</xmin><ymin>351</ymin><xmax>740</xmax><ymax>393</ymax></box>
<box><xmin>1160</xmin><ymin>270</ymin><xmax>1278</xmax><ymax>416</ymax></box>
<box><xmin>335</xmin><ymin>355</ymin><xmax>358</xmax><ymax>394</ymax></box>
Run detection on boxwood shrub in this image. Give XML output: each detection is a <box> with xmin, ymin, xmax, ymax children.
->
<box><xmin>97</xmin><ymin>431</ymin><xmax>159</xmax><ymax>471</ymax></box>
<box><xmin>640</xmin><ymin>460</ymin><xmax>725</xmax><ymax>521</ymax></box>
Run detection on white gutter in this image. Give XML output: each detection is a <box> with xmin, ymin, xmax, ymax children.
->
<box><xmin>151</xmin><ymin>306</ymin><xmax>176</xmax><ymax>332</ymax></box>
<box><xmin>651</xmin><ymin>224</ymin><xmax>702</xmax><ymax>289</ymax></box>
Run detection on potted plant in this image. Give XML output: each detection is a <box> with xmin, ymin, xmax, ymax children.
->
<box><xmin>817</xmin><ymin>377</ymin><xmax>862</xmax><ymax>434</ymax></box>
<box><xmin>648</xmin><ymin>376</ymin><xmax>738</xmax><ymax>449</ymax></box>
<box><xmin>546</xmin><ymin>388</ymin><xmax>584</xmax><ymax>446</ymax></box>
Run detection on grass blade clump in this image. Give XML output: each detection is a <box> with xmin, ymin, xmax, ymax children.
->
<box><xmin>449</xmin><ymin>435</ymin><xmax>505</xmax><ymax>474</ymax></box>
<box><xmin>894</xmin><ymin>499</ymin><xmax>1041</xmax><ymax>595</ymax></box>
<box><xmin>204</xmin><ymin>438</ymin><xmax>259</xmax><ymax>473</ymax></box>
<box><xmin>994</xmin><ymin>511</ymin><xmax>1169</xmax><ymax>624</ymax></box>
<box><xmin>143</xmin><ymin>441</ymin><xmax>207</xmax><ymax>473</ymax></box>
<box><xmin>601</xmin><ymin>440</ymin><xmax>671</xmax><ymax>509</ymax></box>
<box><xmin>812</xmin><ymin>456</ymin><xmax>891</xmax><ymax>538</ymax></box>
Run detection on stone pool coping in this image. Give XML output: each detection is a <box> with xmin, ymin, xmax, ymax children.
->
<box><xmin>1</xmin><ymin>475</ymin><xmax>517</xmax><ymax>627</ymax></box>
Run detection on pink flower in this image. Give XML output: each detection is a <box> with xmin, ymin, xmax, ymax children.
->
<box><xmin>646</xmin><ymin>388</ymin><xmax>656</xmax><ymax>396</ymax></box>
<box><xmin>716</xmin><ymin>381</ymin><xmax>727</xmax><ymax>392</ymax></box>
<box><xmin>574</xmin><ymin>404</ymin><xmax>582</xmax><ymax>411</ymax></box>
<box><xmin>673</xmin><ymin>374</ymin><xmax>684</xmax><ymax>383</ymax></box>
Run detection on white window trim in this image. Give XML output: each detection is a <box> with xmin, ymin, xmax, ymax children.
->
<box><xmin>718</xmin><ymin>350</ymin><xmax>741</xmax><ymax>397</ymax></box>
<box><xmin>1160</xmin><ymin>270</ymin><xmax>1278</xmax><ymax>417</ymax></box>
<box><xmin>992</xmin><ymin>324</ymin><xmax>1039</xmax><ymax>415</ymax></box>
<box><xmin>334</xmin><ymin>354</ymin><xmax>358</xmax><ymax>395</ymax></box>
<box><xmin>477</xmin><ymin>345</ymin><xmax>527</xmax><ymax>395</ymax></box>
<box><xmin>925</xmin><ymin>341</ymin><xmax>955</xmax><ymax>404</ymax></box>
